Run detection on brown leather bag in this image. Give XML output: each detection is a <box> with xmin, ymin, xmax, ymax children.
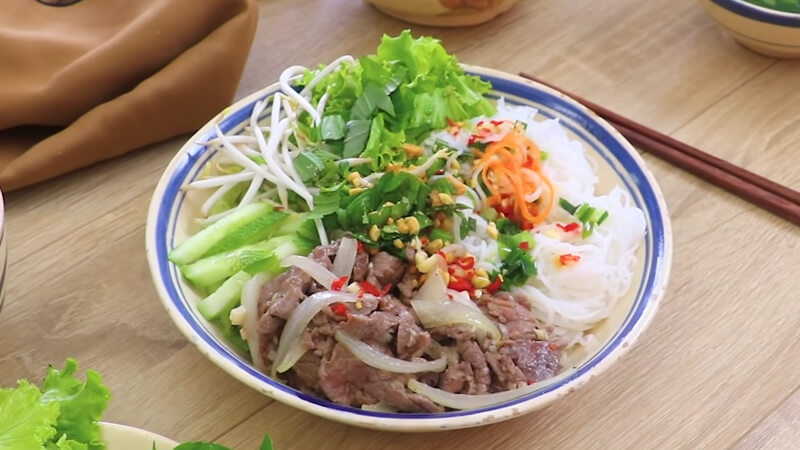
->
<box><xmin>0</xmin><ymin>0</ymin><xmax>258</xmax><ymax>191</ymax></box>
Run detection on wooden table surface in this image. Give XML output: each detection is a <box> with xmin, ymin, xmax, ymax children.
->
<box><xmin>2</xmin><ymin>0</ymin><xmax>800</xmax><ymax>448</ymax></box>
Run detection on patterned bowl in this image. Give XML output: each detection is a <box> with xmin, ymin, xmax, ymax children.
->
<box><xmin>146</xmin><ymin>66</ymin><xmax>673</xmax><ymax>432</ymax></box>
<box><xmin>700</xmin><ymin>0</ymin><xmax>800</xmax><ymax>57</ymax></box>
<box><xmin>364</xmin><ymin>0</ymin><xmax>518</xmax><ymax>27</ymax></box>
<box><xmin>0</xmin><ymin>187</ymin><xmax>6</xmax><ymax>314</ymax></box>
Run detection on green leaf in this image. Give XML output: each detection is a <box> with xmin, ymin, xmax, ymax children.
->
<box><xmin>0</xmin><ymin>380</ymin><xmax>59</xmax><ymax>450</ymax></box>
<box><xmin>351</xmin><ymin>82</ymin><xmax>395</xmax><ymax>120</ymax></box>
<box><xmin>343</xmin><ymin>119</ymin><xmax>372</xmax><ymax>158</ymax></box>
<box><xmin>306</xmin><ymin>190</ymin><xmax>342</xmax><ymax>219</ymax></box>
<box><xmin>49</xmin><ymin>435</ymin><xmax>89</xmax><ymax>450</ymax></box>
<box><xmin>41</xmin><ymin>359</ymin><xmax>111</xmax><ymax>450</ymax></box>
<box><xmin>459</xmin><ymin>215</ymin><xmax>477</xmax><ymax>239</ymax></box>
<box><xmin>259</xmin><ymin>435</ymin><xmax>275</xmax><ymax>450</ymax></box>
<box><xmin>320</xmin><ymin>115</ymin><xmax>346</xmax><ymax>141</ymax></box>
<box><xmin>362</xmin><ymin>114</ymin><xmax>405</xmax><ymax>169</ymax></box>
<box><xmin>294</xmin><ymin>152</ymin><xmax>326</xmax><ymax>182</ymax></box>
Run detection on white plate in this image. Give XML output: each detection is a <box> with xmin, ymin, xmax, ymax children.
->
<box><xmin>101</xmin><ymin>422</ymin><xmax>178</xmax><ymax>450</ymax></box>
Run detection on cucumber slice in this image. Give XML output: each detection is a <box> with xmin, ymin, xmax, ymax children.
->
<box><xmin>169</xmin><ymin>203</ymin><xmax>280</xmax><ymax>265</ymax></box>
<box><xmin>181</xmin><ymin>236</ymin><xmax>293</xmax><ymax>288</ymax></box>
<box><xmin>197</xmin><ymin>271</ymin><xmax>251</xmax><ymax>320</ymax></box>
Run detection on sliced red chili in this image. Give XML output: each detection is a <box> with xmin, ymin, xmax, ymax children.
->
<box><xmin>356</xmin><ymin>241</ymin><xmax>365</xmax><ymax>253</ymax></box>
<box><xmin>559</xmin><ymin>253</ymin><xmax>581</xmax><ymax>266</ymax></box>
<box><xmin>468</xmin><ymin>134</ymin><xmax>479</xmax><ymax>146</ymax></box>
<box><xmin>521</xmin><ymin>221</ymin><xmax>535</xmax><ymax>231</ymax></box>
<box><xmin>490</xmin><ymin>120</ymin><xmax>505</xmax><ymax>126</ymax></box>
<box><xmin>330</xmin><ymin>302</ymin><xmax>348</xmax><ymax>317</ymax></box>
<box><xmin>454</xmin><ymin>256</ymin><xmax>475</xmax><ymax>270</ymax></box>
<box><xmin>487</xmin><ymin>276</ymin><xmax>503</xmax><ymax>294</ymax></box>
<box><xmin>518</xmin><ymin>241</ymin><xmax>530</xmax><ymax>250</ymax></box>
<box><xmin>437</xmin><ymin>250</ymin><xmax>448</xmax><ymax>261</ymax></box>
<box><xmin>446</xmin><ymin>117</ymin><xmax>458</xmax><ymax>128</ymax></box>
<box><xmin>448</xmin><ymin>276</ymin><xmax>472</xmax><ymax>292</ymax></box>
<box><xmin>359</xmin><ymin>280</ymin><xmax>390</xmax><ymax>297</ymax></box>
<box><xmin>477</xmin><ymin>120</ymin><xmax>485</xmax><ymax>127</ymax></box>
<box><xmin>556</xmin><ymin>222</ymin><xmax>580</xmax><ymax>233</ymax></box>
<box><xmin>331</xmin><ymin>276</ymin><xmax>348</xmax><ymax>292</ymax></box>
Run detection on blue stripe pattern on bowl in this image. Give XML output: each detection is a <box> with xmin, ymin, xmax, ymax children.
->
<box><xmin>711</xmin><ymin>0</ymin><xmax>800</xmax><ymax>27</ymax></box>
<box><xmin>150</xmin><ymin>69</ymin><xmax>670</xmax><ymax>425</ymax></box>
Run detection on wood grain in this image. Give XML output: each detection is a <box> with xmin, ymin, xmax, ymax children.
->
<box><xmin>2</xmin><ymin>0</ymin><xmax>799</xmax><ymax>448</ymax></box>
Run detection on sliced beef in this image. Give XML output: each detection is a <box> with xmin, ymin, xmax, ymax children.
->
<box><xmin>505</xmin><ymin>340</ymin><xmax>561</xmax><ymax>383</ymax></box>
<box><xmin>485</xmin><ymin>349</ymin><xmax>527</xmax><ymax>390</ymax></box>
<box><xmin>366</xmin><ymin>252</ymin><xmax>406</xmax><ymax>287</ymax></box>
<box><xmin>319</xmin><ymin>344</ymin><xmax>443</xmax><ymax>413</ymax></box>
<box><xmin>258</xmin><ymin>266</ymin><xmax>312</xmax><ymax>317</ymax></box>
<box><xmin>396</xmin><ymin>319</ymin><xmax>430</xmax><ymax>360</ymax></box>
<box><xmin>257</xmin><ymin>314</ymin><xmax>284</xmax><ymax>367</ymax></box>
<box><xmin>480</xmin><ymin>293</ymin><xmax>547</xmax><ymax>341</ymax></box>
<box><xmin>289</xmin><ymin>352</ymin><xmax>322</xmax><ymax>395</ymax></box>
<box><xmin>339</xmin><ymin>312</ymin><xmax>398</xmax><ymax>342</ymax></box>
<box><xmin>396</xmin><ymin>269</ymin><xmax>418</xmax><ymax>299</ymax></box>
<box><xmin>310</xmin><ymin>241</ymin><xmax>340</xmax><ymax>269</ymax></box>
<box><xmin>351</xmin><ymin>252</ymin><xmax>370</xmax><ymax>281</ymax></box>
<box><xmin>430</xmin><ymin>325</ymin><xmax>477</xmax><ymax>342</ymax></box>
<box><xmin>439</xmin><ymin>361</ymin><xmax>473</xmax><ymax>393</ymax></box>
<box><xmin>457</xmin><ymin>340</ymin><xmax>491</xmax><ymax>394</ymax></box>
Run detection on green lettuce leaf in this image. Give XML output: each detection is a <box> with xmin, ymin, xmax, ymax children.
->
<box><xmin>362</xmin><ymin>114</ymin><xmax>405</xmax><ymax>170</ymax></box>
<box><xmin>40</xmin><ymin>359</ymin><xmax>111</xmax><ymax>450</ymax></box>
<box><xmin>0</xmin><ymin>380</ymin><xmax>59</xmax><ymax>449</ymax></box>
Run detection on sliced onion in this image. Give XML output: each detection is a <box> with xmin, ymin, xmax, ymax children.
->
<box><xmin>412</xmin><ymin>269</ymin><xmax>448</xmax><ymax>302</ymax></box>
<box><xmin>334</xmin><ymin>331</ymin><xmax>447</xmax><ymax>374</ymax></box>
<box><xmin>407</xmin><ymin>371</ymin><xmax>574</xmax><ymax>410</ymax></box>
<box><xmin>272</xmin><ymin>291</ymin><xmax>360</xmax><ymax>375</ymax></box>
<box><xmin>281</xmin><ymin>255</ymin><xmax>337</xmax><ymax>289</ymax></box>
<box><xmin>361</xmin><ymin>403</ymin><xmax>399</xmax><ymax>413</ymax></box>
<box><xmin>242</xmin><ymin>273</ymin><xmax>269</xmax><ymax>372</ymax></box>
<box><xmin>411</xmin><ymin>299</ymin><xmax>501</xmax><ymax>341</ymax></box>
<box><xmin>332</xmin><ymin>237</ymin><xmax>357</xmax><ymax>279</ymax></box>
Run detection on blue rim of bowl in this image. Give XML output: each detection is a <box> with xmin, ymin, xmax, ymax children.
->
<box><xmin>711</xmin><ymin>0</ymin><xmax>800</xmax><ymax>27</ymax></box>
<box><xmin>147</xmin><ymin>67</ymin><xmax>670</xmax><ymax>428</ymax></box>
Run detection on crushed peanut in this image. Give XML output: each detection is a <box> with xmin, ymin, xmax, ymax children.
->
<box><xmin>368</xmin><ymin>224</ymin><xmax>380</xmax><ymax>241</ymax></box>
<box><xmin>487</xmin><ymin>221</ymin><xmax>499</xmax><ymax>239</ymax></box>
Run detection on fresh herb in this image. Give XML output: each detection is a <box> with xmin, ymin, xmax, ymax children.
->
<box><xmin>430</xmin><ymin>228</ymin><xmax>454</xmax><ymax>243</ymax></box>
<box><xmin>458</xmin><ymin>214</ymin><xmax>477</xmax><ymax>239</ymax></box>
<box><xmin>298</xmin><ymin>30</ymin><xmax>495</xmax><ymax>169</ymax></box>
<box><xmin>559</xmin><ymin>197</ymin><xmax>609</xmax><ymax>238</ymax></box>
<box><xmin>0</xmin><ymin>359</ymin><xmax>110</xmax><ymax>450</ymax></box>
<box><xmin>496</xmin><ymin>247</ymin><xmax>538</xmax><ymax>289</ymax></box>
<box><xmin>320</xmin><ymin>115</ymin><xmax>346</xmax><ymax>141</ymax></box>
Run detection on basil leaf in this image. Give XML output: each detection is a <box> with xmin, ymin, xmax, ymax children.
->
<box><xmin>320</xmin><ymin>115</ymin><xmax>345</xmax><ymax>140</ymax></box>
<box><xmin>343</xmin><ymin>119</ymin><xmax>372</xmax><ymax>158</ymax></box>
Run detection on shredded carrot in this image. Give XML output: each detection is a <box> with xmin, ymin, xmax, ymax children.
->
<box><xmin>473</xmin><ymin>129</ymin><xmax>554</xmax><ymax>227</ymax></box>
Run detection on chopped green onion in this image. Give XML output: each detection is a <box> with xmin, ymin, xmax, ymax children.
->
<box><xmin>558</xmin><ymin>198</ymin><xmax>578</xmax><ymax>215</ymax></box>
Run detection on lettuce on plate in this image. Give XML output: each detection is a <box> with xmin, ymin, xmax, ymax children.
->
<box><xmin>0</xmin><ymin>359</ymin><xmax>111</xmax><ymax>450</ymax></box>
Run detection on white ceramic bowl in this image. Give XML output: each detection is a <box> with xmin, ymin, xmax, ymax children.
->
<box><xmin>146</xmin><ymin>66</ymin><xmax>673</xmax><ymax>432</ymax></box>
<box><xmin>0</xmin><ymin>187</ymin><xmax>6</xmax><ymax>313</ymax></box>
<box><xmin>700</xmin><ymin>0</ymin><xmax>800</xmax><ymax>58</ymax></box>
<box><xmin>101</xmin><ymin>422</ymin><xmax>178</xmax><ymax>449</ymax></box>
<box><xmin>365</xmin><ymin>0</ymin><xmax>519</xmax><ymax>27</ymax></box>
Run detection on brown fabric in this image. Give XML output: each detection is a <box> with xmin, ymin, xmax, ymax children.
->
<box><xmin>0</xmin><ymin>0</ymin><xmax>259</xmax><ymax>191</ymax></box>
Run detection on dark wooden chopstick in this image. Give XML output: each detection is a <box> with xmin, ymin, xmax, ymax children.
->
<box><xmin>519</xmin><ymin>72</ymin><xmax>800</xmax><ymax>226</ymax></box>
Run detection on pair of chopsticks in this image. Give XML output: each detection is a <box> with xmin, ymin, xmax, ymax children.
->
<box><xmin>519</xmin><ymin>72</ymin><xmax>800</xmax><ymax>226</ymax></box>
